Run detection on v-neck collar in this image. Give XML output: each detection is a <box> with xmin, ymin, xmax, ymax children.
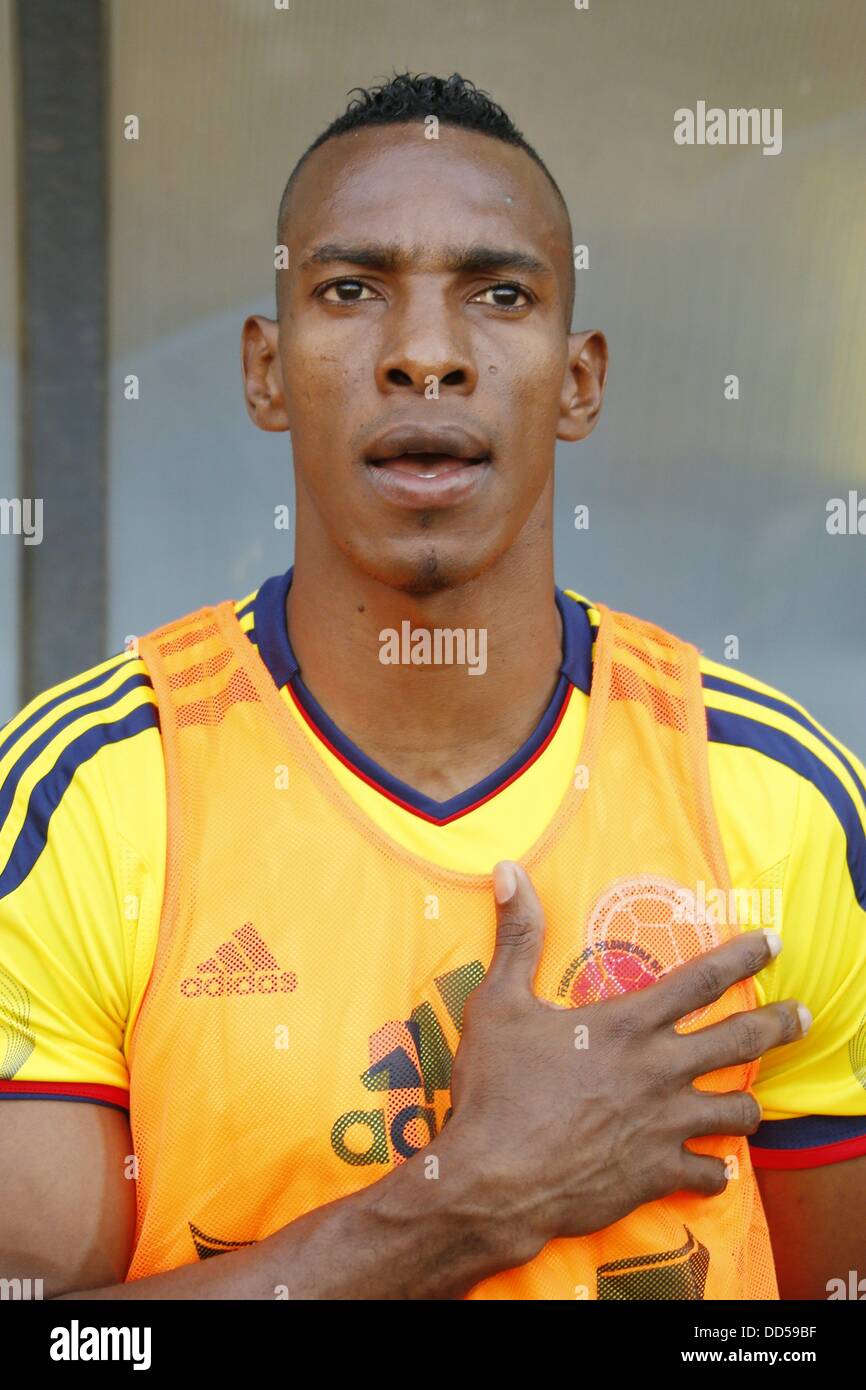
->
<box><xmin>250</xmin><ymin>566</ymin><xmax>594</xmax><ymax>823</ymax></box>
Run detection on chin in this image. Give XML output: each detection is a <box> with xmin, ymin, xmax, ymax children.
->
<box><xmin>351</xmin><ymin>538</ymin><xmax>499</xmax><ymax>598</ymax></box>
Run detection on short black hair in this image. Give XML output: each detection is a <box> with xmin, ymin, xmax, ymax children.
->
<box><xmin>276</xmin><ymin>72</ymin><xmax>574</xmax><ymax>319</ymax></box>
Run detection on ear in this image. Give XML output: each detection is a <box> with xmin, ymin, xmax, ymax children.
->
<box><xmin>557</xmin><ymin>330</ymin><xmax>608</xmax><ymax>443</ymax></box>
<box><xmin>241</xmin><ymin>315</ymin><xmax>290</xmax><ymax>432</ymax></box>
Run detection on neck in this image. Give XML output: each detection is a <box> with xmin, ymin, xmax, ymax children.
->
<box><xmin>285</xmin><ymin>535</ymin><xmax>563</xmax><ymax>804</ymax></box>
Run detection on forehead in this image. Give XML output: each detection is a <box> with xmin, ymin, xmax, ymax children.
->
<box><xmin>285</xmin><ymin>124</ymin><xmax>570</xmax><ymax>264</ymax></box>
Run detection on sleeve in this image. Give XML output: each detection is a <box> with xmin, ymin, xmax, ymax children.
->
<box><xmin>749</xmin><ymin>733</ymin><xmax>866</xmax><ymax>1169</ymax></box>
<box><xmin>0</xmin><ymin>654</ymin><xmax>161</xmax><ymax>1114</ymax></box>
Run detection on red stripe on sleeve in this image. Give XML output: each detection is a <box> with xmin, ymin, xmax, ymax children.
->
<box><xmin>0</xmin><ymin>1080</ymin><xmax>129</xmax><ymax>1109</ymax></box>
<box><xmin>750</xmin><ymin>1133</ymin><xmax>866</xmax><ymax>1170</ymax></box>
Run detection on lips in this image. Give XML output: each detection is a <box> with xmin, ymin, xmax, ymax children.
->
<box><xmin>361</xmin><ymin>422</ymin><xmax>491</xmax><ymax>509</ymax></box>
<box><xmin>364</xmin><ymin>422</ymin><xmax>490</xmax><ymax>469</ymax></box>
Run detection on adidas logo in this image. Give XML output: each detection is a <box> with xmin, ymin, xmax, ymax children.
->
<box><xmin>180</xmin><ymin>923</ymin><xmax>297</xmax><ymax>998</ymax></box>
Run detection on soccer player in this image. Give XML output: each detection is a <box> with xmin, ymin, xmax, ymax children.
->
<box><xmin>2</xmin><ymin>74</ymin><xmax>865</xmax><ymax>1301</ymax></box>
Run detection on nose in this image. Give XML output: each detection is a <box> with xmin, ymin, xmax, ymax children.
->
<box><xmin>375</xmin><ymin>289</ymin><xmax>478</xmax><ymax>396</ymax></box>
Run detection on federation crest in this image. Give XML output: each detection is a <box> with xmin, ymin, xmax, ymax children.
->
<box><xmin>558</xmin><ymin>875</ymin><xmax>723</xmax><ymax>1026</ymax></box>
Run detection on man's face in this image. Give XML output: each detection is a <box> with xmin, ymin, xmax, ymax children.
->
<box><xmin>247</xmin><ymin>123</ymin><xmax>605</xmax><ymax>594</ymax></box>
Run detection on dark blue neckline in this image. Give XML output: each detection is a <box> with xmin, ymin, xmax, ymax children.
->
<box><xmin>251</xmin><ymin>566</ymin><xmax>594</xmax><ymax>822</ymax></box>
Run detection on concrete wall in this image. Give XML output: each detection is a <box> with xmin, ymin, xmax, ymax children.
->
<box><xmin>0</xmin><ymin>0</ymin><xmax>19</xmax><ymax>721</ymax></box>
<box><xmin>5</xmin><ymin>0</ymin><xmax>865</xmax><ymax>746</ymax></box>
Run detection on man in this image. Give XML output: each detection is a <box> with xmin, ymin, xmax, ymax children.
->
<box><xmin>1</xmin><ymin>73</ymin><xmax>864</xmax><ymax>1301</ymax></box>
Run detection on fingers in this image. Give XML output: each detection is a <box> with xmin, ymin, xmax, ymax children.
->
<box><xmin>644</xmin><ymin>928</ymin><xmax>783</xmax><ymax>1028</ymax></box>
<box><xmin>484</xmin><ymin>861</ymin><xmax>546</xmax><ymax>996</ymax></box>
<box><xmin>678</xmin><ymin>1150</ymin><xmax>730</xmax><ymax>1198</ymax></box>
<box><xmin>679</xmin><ymin>999</ymin><xmax>810</xmax><ymax>1080</ymax></box>
<box><xmin>680</xmin><ymin>1087</ymin><xmax>763</xmax><ymax>1139</ymax></box>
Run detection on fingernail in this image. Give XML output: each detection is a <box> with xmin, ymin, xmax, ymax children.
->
<box><xmin>763</xmin><ymin>929</ymin><xmax>783</xmax><ymax>959</ymax></box>
<box><xmin>797</xmin><ymin>1003</ymin><xmax>813</xmax><ymax>1035</ymax></box>
<box><xmin>493</xmin><ymin>861</ymin><xmax>517</xmax><ymax>904</ymax></box>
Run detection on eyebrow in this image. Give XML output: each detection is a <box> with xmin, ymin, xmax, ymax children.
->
<box><xmin>300</xmin><ymin>242</ymin><xmax>551</xmax><ymax>277</ymax></box>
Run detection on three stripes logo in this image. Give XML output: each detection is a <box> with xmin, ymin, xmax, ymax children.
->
<box><xmin>180</xmin><ymin>923</ymin><xmax>297</xmax><ymax>998</ymax></box>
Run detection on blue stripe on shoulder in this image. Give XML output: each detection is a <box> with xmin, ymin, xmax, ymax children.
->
<box><xmin>749</xmin><ymin>1114</ymin><xmax>866</xmax><ymax>1150</ymax></box>
<box><xmin>707</xmin><ymin>708</ymin><xmax>866</xmax><ymax>910</ymax></box>
<box><xmin>0</xmin><ymin>673</ymin><xmax>155</xmax><ymax>832</ymax></box>
<box><xmin>0</xmin><ymin>703</ymin><xmax>159</xmax><ymax>899</ymax></box>
<box><xmin>0</xmin><ymin>656</ymin><xmax>150</xmax><ymax>765</ymax></box>
<box><xmin>703</xmin><ymin>673</ymin><xmax>866</xmax><ymax>810</ymax></box>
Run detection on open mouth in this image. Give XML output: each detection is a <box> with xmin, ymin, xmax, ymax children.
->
<box><xmin>369</xmin><ymin>452</ymin><xmax>488</xmax><ymax>478</ymax></box>
<box><xmin>361</xmin><ymin>423</ymin><xmax>492</xmax><ymax>508</ymax></box>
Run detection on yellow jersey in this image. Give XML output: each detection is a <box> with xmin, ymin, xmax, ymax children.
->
<box><xmin>2</xmin><ymin>567</ymin><xmax>866</xmax><ymax>1174</ymax></box>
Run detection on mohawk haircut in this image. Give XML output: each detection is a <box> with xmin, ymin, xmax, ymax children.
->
<box><xmin>276</xmin><ymin>73</ymin><xmax>575</xmax><ymax>319</ymax></box>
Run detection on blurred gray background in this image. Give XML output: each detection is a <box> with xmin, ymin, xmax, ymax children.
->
<box><xmin>1</xmin><ymin>0</ymin><xmax>864</xmax><ymax>748</ymax></box>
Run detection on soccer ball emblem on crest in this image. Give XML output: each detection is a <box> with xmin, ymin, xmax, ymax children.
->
<box><xmin>557</xmin><ymin>875</ymin><xmax>723</xmax><ymax>1027</ymax></box>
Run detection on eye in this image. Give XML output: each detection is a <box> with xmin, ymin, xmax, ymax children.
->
<box><xmin>470</xmin><ymin>282</ymin><xmax>531</xmax><ymax>309</ymax></box>
<box><xmin>318</xmin><ymin>278</ymin><xmax>380</xmax><ymax>303</ymax></box>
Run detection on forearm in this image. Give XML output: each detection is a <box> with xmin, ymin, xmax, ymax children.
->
<box><xmin>56</xmin><ymin>1128</ymin><xmax>513</xmax><ymax>1301</ymax></box>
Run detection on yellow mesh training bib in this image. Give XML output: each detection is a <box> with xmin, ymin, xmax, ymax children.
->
<box><xmin>127</xmin><ymin>596</ymin><xmax>778</xmax><ymax>1299</ymax></box>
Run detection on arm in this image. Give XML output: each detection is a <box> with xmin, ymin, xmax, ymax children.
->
<box><xmin>0</xmin><ymin>1098</ymin><xmax>509</xmax><ymax>1300</ymax></box>
<box><xmin>0</xmin><ymin>1102</ymin><xmax>135</xmax><ymax>1295</ymax></box>
<box><xmin>756</xmin><ymin>1157</ymin><xmax>866</xmax><ymax>1300</ymax></box>
<box><xmin>746</xmin><ymin>739</ymin><xmax>866</xmax><ymax>1297</ymax></box>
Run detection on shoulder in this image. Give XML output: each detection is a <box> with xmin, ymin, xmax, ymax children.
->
<box><xmin>0</xmin><ymin>588</ymin><xmax>265</xmax><ymax>1098</ymax></box>
<box><xmin>0</xmin><ymin>649</ymin><xmax>163</xmax><ymax>1094</ymax></box>
<box><xmin>563</xmin><ymin>589</ymin><xmax>866</xmax><ymax>905</ymax></box>
<box><xmin>573</xmin><ymin>585</ymin><xmax>864</xmax><ymax>841</ymax></box>
<box><xmin>699</xmin><ymin>651</ymin><xmax>864</xmax><ymax>789</ymax></box>
<box><xmin>0</xmin><ymin>647</ymin><xmax>165</xmax><ymax>899</ymax></box>
<box><xmin>698</xmin><ymin>653</ymin><xmax>866</xmax><ymax>904</ymax></box>
<box><xmin>0</xmin><ymin>585</ymin><xmax>263</xmax><ymax>897</ymax></box>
